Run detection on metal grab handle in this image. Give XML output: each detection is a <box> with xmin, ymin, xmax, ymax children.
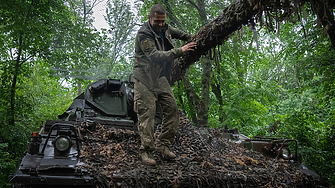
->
<box><xmin>40</xmin><ymin>123</ymin><xmax>81</xmax><ymax>156</ymax></box>
<box><xmin>275</xmin><ymin>139</ymin><xmax>298</xmax><ymax>159</ymax></box>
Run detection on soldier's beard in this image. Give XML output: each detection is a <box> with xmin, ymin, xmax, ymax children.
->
<box><xmin>151</xmin><ymin>24</ymin><xmax>167</xmax><ymax>33</ymax></box>
<box><xmin>152</xmin><ymin>25</ymin><xmax>162</xmax><ymax>32</ymax></box>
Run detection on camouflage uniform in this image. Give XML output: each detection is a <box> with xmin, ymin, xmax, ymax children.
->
<box><xmin>133</xmin><ymin>21</ymin><xmax>191</xmax><ymax>152</ymax></box>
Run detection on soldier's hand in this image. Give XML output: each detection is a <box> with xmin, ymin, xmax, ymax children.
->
<box><xmin>181</xmin><ymin>42</ymin><xmax>197</xmax><ymax>52</ymax></box>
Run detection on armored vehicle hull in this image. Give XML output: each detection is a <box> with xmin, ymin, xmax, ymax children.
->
<box><xmin>10</xmin><ymin>78</ymin><xmax>138</xmax><ymax>187</ymax></box>
<box><xmin>10</xmin><ymin>77</ymin><xmax>312</xmax><ymax>187</ymax></box>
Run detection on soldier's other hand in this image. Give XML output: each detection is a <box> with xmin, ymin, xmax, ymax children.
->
<box><xmin>181</xmin><ymin>42</ymin><xmax>197</xmax><ymax>52</ymax></box>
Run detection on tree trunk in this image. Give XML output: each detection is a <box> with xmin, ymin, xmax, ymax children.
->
<box><xmin>183</xmin><ymin>73</ymin><xmax>198</xmax><ymax>126</ymax></box>
<box><xmin>10</xmin><ymin>35</ymin><xmax>23</xmax><ymax>126</ymax></box>
<box><xmin>163</xmin><ymin>0</ymin><xmax>184</xmax><ymax>30</ymax></box>
<box><xmin>167</xmin><ymin>0</ymin><xmax>333</xmax><ymax>126</ymax></box>
<box><xmin>198</xmin><ymin>57</ymin><xmax>211</xmax><ymax>127</ymax></box>
<box><xmin>189</xmin><ymin>0</ymin><xmax>211</xmax><ymax>127</ymax></box>
<box><xmin>77</xmin><ymin>80</ymin><xmax>82</xmax><ymax>95</ymax></box>
<box><xmin>277</xmin><ymin>62</ymin><xmax>283</xmax><ymax>101</ymax></box>
<box><xmin>171</xmin><ymin>0</ymin><xmax>320</xmax><ymax>83</ymax></box>
<box><xmin>164</xmin><ymin>0</ymin><xmax>211</xmax><ymax>127</ymax></box>
<box><xmin>211</xmin><ymin>49</ymin><xmax>225</xmax><ymax>123</ymax></box>
<box><xmin>176</xmin><ymin>81</ymin><xmax>185</xmax><ymax>110</ymax></box>
<box><xmin>211</xmin><ymin>82</ymin><xmax>224</xmax><ymax>122</ymax></box>
<box><xmin>311</xmin><ymin>0</ymin><xmax>335</xmax><ymax>49</ymax></box>
<box><xmin>162</xmin><ymin>1</ymin><xmax>197</xmax><ymax>124</ymax></box>
<box><xmin>232</xmin><ymin>34</ymin><xmax>244</xmax><ymax>84</ymax></box>
<box><xmin>293</xmin><ymin>65</ymin><xmax>300</xmax><ymax>89</ymax></box>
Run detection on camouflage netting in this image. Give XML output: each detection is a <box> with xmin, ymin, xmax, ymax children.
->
<box><xmin>170</xmin><ymin>0</ymin><xmax>312</xmax><ymax>83</ymax></box>
<box><xmin>77</xmin><ymin>110</ymin><xmax>327</xmax><ymax>188</ymax></box>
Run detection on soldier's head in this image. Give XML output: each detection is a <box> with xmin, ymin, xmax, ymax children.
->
<box><xmin>148</xmin><ymin>4</ymin><xmax>166</xmax><ymax>32</ymax></box>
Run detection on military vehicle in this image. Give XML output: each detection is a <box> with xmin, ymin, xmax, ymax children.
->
<box><xmin>9</xmin><ymin>77</ymin><xmax>140</xmax><ymax>187</ymax></box>
<box><xmin>9</xmin><ymin>76</ymin><xmax>300</xmax><ymax>187</ymax></box>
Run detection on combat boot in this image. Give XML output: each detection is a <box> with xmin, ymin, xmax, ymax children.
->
<box><xmin>156</xmin><ymin>145</ymin><xmax>176</xmax><ymax>159</ymax></box>
<box><xmin>139</xmin><ymin>150</ymin><xmax>156</xmax><ymax>165</ymax></box>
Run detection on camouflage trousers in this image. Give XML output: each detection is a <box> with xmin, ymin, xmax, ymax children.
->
<box><xmin>134</xmin><ymin>77</ymin><xmax>179</xmax><ymax>152</ymax></box>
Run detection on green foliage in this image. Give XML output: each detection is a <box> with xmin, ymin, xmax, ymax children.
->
<box><xmin>138</xmin><ymin>0</ymin><xmax>227</xmax><ymax>33</ymax></box>
<box><xmin>133</xmin><ymin>1</ymin><xmax>335</xmax><ymax>185</ymax></box>
<box><xmin>0</xmin><ymin>0</ymin><xmax>76</xmax><ymax>186</ymax></box>
<box><xmin>0</xmin><ymin>60</ymin><xmax>73</xmax><ymax>186</ymax></box>
<box><xmin>279</xmin><ymin>109</ymin><xmax>319</xmax><ymax>146</ymax></box>
<box><xmin>0</xmin><ymin>143</ymin><xmax>16</xmax><ymax>188</ymax></box>
<box><xmin>49</xmin><ymin>0</ymin><xmax>109</xmax><ymax>81</ymax></box>
<box><xmin>277</xmin><ymin>107</ymin><xmax>335</xmax><ymax>184</ymax></box>
<box><xmin>49</xmin><ymin>0</ymin><xmax>137</xmax><ymax>87</ymax></box>
<box><xmin>103</xmin><ymin>0</ymin><xmax>136</xmax><ymax>78</ymax></box>
<box><xmin>0</xmin><ymin>0</ymin><xmax>334</xmax><ymax>186</ymax></box>
<box><xmin>299</xmin><ymin>146</ymin><xmax>335</xmax><ymax>184</ymax></box>
<box><xmin>167</xmin><ymin>2</ymin><xmax>334</xmax><ymax>183</ymax></box>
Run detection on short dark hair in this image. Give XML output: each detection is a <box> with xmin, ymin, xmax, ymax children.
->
<box><xmin>149</xmin><ymin>4</ymin><xmax>166</xmax><ymax>18</ymax></box>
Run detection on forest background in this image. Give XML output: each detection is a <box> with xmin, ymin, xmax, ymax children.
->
<box><xmin>0</xmin><ymin>0</ymin><xmax>334</xmax><ymax>187</ymax></box>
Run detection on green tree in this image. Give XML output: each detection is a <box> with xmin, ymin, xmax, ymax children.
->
<box><xmin>1</xmin><ymin>0</ymin><xmax>52</xmax><ymax>126</ymax></box>
<box><xmin>0</xmin><ymin>0</ymin><xmax>74</xmax><ymax>186</ymax></box>
<box><xmin>102</xmin><ymin>0</ymin><xmax>137</xmax><ymax>78</ymax></box>
<box><xmin>49</xmin><ymin>0</ymin><xmax>110</xmax><ymax>94</ymax></box>
<box><xmin>138</xmin><ymin>0</ymin><xmax>229</xmax><ymax>127</ymax></box>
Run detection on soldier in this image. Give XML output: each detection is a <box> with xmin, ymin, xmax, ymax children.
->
<box><xmin>133</xmin><ymin>4</ymin><xmax>196</xmax><ymax>165</ymax></box>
